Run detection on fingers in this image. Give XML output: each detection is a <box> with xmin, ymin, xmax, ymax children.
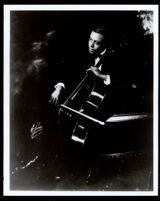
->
<box><xmin>92</xmin><ymin>67</ymin><xmax>99</xmax><ymax>72</ymax></box>
<box><xmin>49</xmin><ymin>97</ymin><xmax>58</xmax><ymax>105</ymax></box>
<box><xmin>49</xmin><ymin>91</ymin><xmax>59</xmax><ymax>105</ymax></box>
<box><xmin>86</xmin><ymin>67</ymin><xmax>96</xmax><ymax>76</ymax></box>
<box><xmin>86</xmin><ymin>66</ymin><xmax>95</xmax><ymax>72</ymax></box>
<box><xmin>86</xmin><ymin>68</ymin><xmax>91</xmax><ymax>72</ymax></box>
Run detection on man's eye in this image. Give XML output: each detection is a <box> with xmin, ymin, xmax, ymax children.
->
<box><xmin>96</xmin><ymin>41</ymin><xmax>101</xmax><ymax>46</ymax></box>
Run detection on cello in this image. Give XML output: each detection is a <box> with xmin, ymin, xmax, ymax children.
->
<box><xmin>58</xmin><ymin>53</ymin><xmax>109</xmax><ymax>145</ymax></box>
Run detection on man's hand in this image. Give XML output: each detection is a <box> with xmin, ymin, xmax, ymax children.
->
<box><xmin>87</xmin><ymin>66</ymin><xmax>107</xmax><ymax>81</ymax></box>
<box><xmin>49</xmin><ymin>86</ymin><xmax>62</xmax><ymax>105</ymax></box>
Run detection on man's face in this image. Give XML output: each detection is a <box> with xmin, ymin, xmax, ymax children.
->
<box><xmin>88</xmin><ymin>31</ymin><xmax>105</xmax><ymax>56</ymax></box>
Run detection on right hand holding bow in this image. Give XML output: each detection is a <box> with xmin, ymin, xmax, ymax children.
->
<box><xmin>49</xmin><ymin>86</ymin><xmax>62</xmax><ymax>105</ymax></box>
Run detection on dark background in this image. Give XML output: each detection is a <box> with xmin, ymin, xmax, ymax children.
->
<box><xmin>10</xmin><ymin>10</ymin><xmax>153</xmax><ymax>99</ymax></box>
<box><xmin>9</xmin><ymin>11</ymin><xmax>154</xmax><ymax>191</ymax></box>
<box><xmin>10</xmin><ymin>10</ymin><xmax>153</xmax><ymax>120</ymax></box>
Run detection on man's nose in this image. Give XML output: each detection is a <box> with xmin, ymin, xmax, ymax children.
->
<box><xmin>90</xmin><ymin>41</ymin><xmax>94</xmax><ymax>48</ymax></box>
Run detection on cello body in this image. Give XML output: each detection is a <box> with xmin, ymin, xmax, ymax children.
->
<box><xmin>58</xmin><ymin>70</ymin><xmax>109</xmax><ymax>145</ymax></box>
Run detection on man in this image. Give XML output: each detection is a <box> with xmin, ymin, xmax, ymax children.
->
<box><xmin>87</xmin><ymin>25</ymin><xmax>111</xmax><ymax>86</ymax></box>
<box><xmin>50</xmin><ymin>25</ymin><xmax>113</xmax><ymax>105</ymax></box>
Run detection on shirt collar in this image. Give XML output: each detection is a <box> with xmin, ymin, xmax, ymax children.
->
<box><xmin>95</xmin><ymin>49</ymin><xmax>107</xmax><ymax>60</ymax></box>
<box><xmin>100</xmin><ymin>48</ymin><xmax>107</xmax><ymax>56</ymax></box>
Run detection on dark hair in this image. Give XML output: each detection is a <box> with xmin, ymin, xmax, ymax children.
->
<box><xmin>92</xmin><ymin>25</ymin><xmax>107</xmax><ymax>37</ymax></box>
<box><xmin>92</xmin><ymin>24</ymin><xmax>111</xmax><ymax>46</ymax></box>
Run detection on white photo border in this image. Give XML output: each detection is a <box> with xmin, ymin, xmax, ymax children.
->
<box><xmin>3</xmin><ymin>4</ymin><xmax>159</xmax><ymax>196</ymax></box>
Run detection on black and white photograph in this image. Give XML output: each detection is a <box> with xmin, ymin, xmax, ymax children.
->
<box><xmin>3</xmin><ymin>4</ymin><xmax>158</xmax><ymax>196</ymax></box>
